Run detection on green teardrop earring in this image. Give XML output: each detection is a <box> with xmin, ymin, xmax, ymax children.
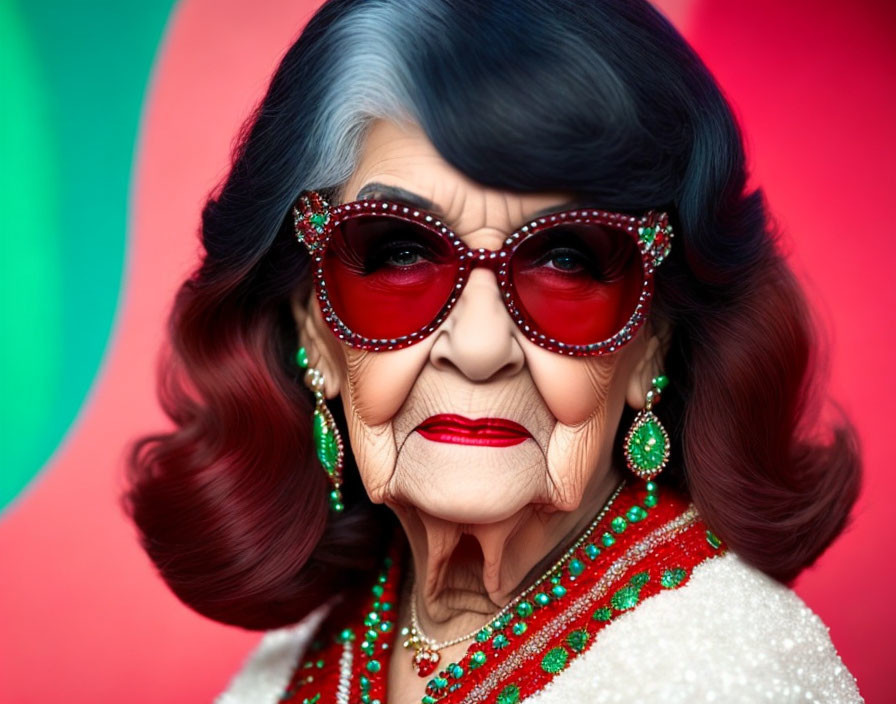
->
<box><xmin>624</xmin><ymin>374</ymin><xmax>671</xmax><ymax>480</ymax></box>
<box><xmin>296</xmin><ymin>347</ymin><xmax>345</xmax><ymax>513</ymax></box>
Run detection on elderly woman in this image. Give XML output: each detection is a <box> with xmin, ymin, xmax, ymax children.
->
<box><xmin>125</xmin><ymin>0</ymin><xmax>863</xmax><ymax>701</ymax></box>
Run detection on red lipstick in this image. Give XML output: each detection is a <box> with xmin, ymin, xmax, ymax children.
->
<box><xmin>415</xmin><ymin>414</ymin><xmax>532</xmax><ymax>447</ymax></box>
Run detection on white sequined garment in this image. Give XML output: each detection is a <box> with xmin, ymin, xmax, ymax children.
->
<box><xmin>215</xmin><ymin>552</ymin><xmax>862</xmax><ymax>703</ymax></box>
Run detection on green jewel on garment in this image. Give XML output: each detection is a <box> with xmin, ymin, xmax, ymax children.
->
<box><xmin>611</xmin><ymin>516</ymin><xmax>627</xmax><ymax>533</ymax></box>
<box><xmin>336</xmin><ymin>628</ymin><xmax>354</xmax><ymax>643</ymax></box>
<box><xmin>427</xmin><ymin>676</ymin><xmax>448</xmax><ymax>691</ymax></box>
<box><xmin>359</xmin><ymin>675</ymin><xmax>369</xmax><ymax>688</ymax></box>
<box><xmin>568</xmin><ymin>558</ymin><xmax>585</xmax><ymax>577</ymax></box>
<box><xmin>421</xmin><ymin>698</ymin><xmax>436</xmax><ymax>704</ymax></box>
<box><xmin>313</xmin><ymin>409</ymin><xmax>339</xmax><ymax>474</ymax></box>
<box><xmin>585</xmin><ymin>543</ymin><xmax>600</xmax><ymax>560</ymax></box>
<box><xmin>366</xmin><ymin>659</ymin><xmax>381</xmax><ymax>673</ymax></box>
<box><xmin>592</xmin><ymin>606</ymin><xmax>613</xmax><ymax>621</ymax></box>
<box><xmin>512</xmin><ymin>621</ymin><xmax>528</xmax><ymax>636</ymax></box>
<box><xmin>611</xmin><ymin>584</ymin><xmax>642</xmax><ymax>611</ymax></box>
<box><xmin>448</xmin><ymin>663</ymin><xmax>464</xmax><ymax>679</ymax></box>
<box><xmin>626</xmin><ymin>505</ymin><xmax>648</xmax><ymax>522</ymax></box>
<box><xmin>296</xmin><ymin>347</ymin><xmax>309</xmax><ymax>369</ymax></box>
<box><xmin>470</xmin><ymin>651</ymin><xmax>487</xmax><ymax>669</ymax></box>
<box><xmin>360</xmin><ymin>695</ymin><xmax>371</xmax><ymax>704</ymax></box>
<box><xmin>365</xmin><ymin>628</ymin><xmax>378</xmax><ymax>642</ymax></box>
<box><xmin>497</xmin><ymin>684</ymin><xmax>521</xmax><ymax>704</ymax></box>
<box><xmin>299</xmin><ymin>693</ymin><xmax>320</xmax><ymax>704</ymax></box>
<box><xmin>493</xmin><ymin>612</ymin><xmax>513</xmax><ymax>629</ymax></box>
<box><xmin>566</xmin><ymin>629</ymin><xmax>590</xmax><ymax>653</ymax></box>
<box><xmin>661</xmin><ymin>567</ymin><xmax>688</xmax><ymax>588</ymax></box>
<box><xmin>625</xmin><ymin>411</ymin><xmax>669</xmax><ymax>474</ymax></box>
<box><xmin>493</xmin><ymin>633</ymin><xmax>510</xmax><ymax>649</ymax></box>
<box><xmin>707</xmin><ymin>530</ymin><xmax>722</xmax><ymax>549</ymax></box>
<box><xmin>629</xmin><ymin>571</ymin><xmax>649</xmax><ymax>588</ymax></box>
<box><xmin>644</xmin><ymin>493</ymin><xmax>658</xmax><ymax>508</ymax></box>
<box><xmin>364</xmin><ymin>611</ymin><xmax>380</xmax><ymax>626</ymax></box>
<box><xmin>534</xmin><ymin>592</ymin><xmax>551</xmax><ymax>607</ymax></box>
<box><xmin>379</xmin><ymin>620</ymin><xmax>393</xmax><ymax>632</ymax></box>
<box><xmin>646</xmin><ymin>480</ymin><xmax>658</xmax><ymax>492</ymax></box>
<box><xmin>551</xmin><ymin>584</ymin><xmax>567</xmax><ymax>598</ymax></box>
<box><xmin>601</xmin><ymin>532</ymin><xmax>616</xmax><ymax>547</ymax></box>
<box><xmin>475</xmin><ymin>627</ymin><xmax>492</xmax><ymax>642</ymax></box>
<box><xmin>360</xmin><ymin>641</ymin><xmax>374</xmax><ymax>656</ymax></box>
<box><xmin>372</xmin><ymin>584</ymin><xmax>384</xmax><ymax>597</ymax></box>
<box><xmin>516</xmin><ymin>601</ymin><xmax>534</xmax><ymax>618</ymax></box>
<box><xmin>541</xmin><ymin>646</ymin><xmax>569</xmax><ymax>674</ymax></box>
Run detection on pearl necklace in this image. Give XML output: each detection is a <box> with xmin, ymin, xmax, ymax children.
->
<box><xmin>401</xmin><ymin>479</ymin><xmax>627</xmax><ymax>677</ymax></box>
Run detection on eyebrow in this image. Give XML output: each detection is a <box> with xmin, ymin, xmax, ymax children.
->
<box><xmin>354</xmin><ymin>182</ymin><xmax>582</xmax><ymax>222</ymax></box>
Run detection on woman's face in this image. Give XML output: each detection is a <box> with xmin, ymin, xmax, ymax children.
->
<box><xmin>295</xmin><ymin>119</ymin><xmax>665</xmax><ymax>525</ymax></box>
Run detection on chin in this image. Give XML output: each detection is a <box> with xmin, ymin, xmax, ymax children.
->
<box><xmin>386</xmin><ymin>434</ymin><xmax>550</xmax><ymax>524</ymax></box>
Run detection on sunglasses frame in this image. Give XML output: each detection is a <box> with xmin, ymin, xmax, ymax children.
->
<box><xmin>293</xmin><ymin>190</ymin><xmax>673</xmax><ymax>356</ymax></box>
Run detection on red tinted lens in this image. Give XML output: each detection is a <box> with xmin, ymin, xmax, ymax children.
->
<box><xmin>322</xmin><ymin>214</ymin><xmax>459</xmax><ymax>340</ymax></box>
<box><xmin>509</xmin><ymin>223</ymin><xmax>644</xmax><ymax>346</ymax></box>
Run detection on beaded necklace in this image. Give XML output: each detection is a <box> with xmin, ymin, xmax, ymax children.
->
<box><xmin>402</xmin><ymin>479</ymin><xmax>628</xmax><ymax>676</ymax></box>
<box><xmin>280</xmin><ymin>478</ymin><xmax>727</xmax><ymax>704</ymax></box>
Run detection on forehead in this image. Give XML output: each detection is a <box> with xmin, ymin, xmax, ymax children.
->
<box><xmin>340</xmin><ymin>119</ymin><xmax>573</xmax><ymax>235</ymax></box>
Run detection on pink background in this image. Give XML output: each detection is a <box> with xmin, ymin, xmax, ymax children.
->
<box><xmin>1</xmin><ymin>1</ymin><xmax>893</xmax><ymax>702</ymax></box>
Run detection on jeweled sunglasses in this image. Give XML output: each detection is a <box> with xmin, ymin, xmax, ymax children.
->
<box><xmin>293</xmin><ymin>191</ymin><xmax>673</xmax><ymax>356</ymax></box>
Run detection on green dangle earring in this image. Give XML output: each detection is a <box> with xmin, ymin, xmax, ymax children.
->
<box><xmin>624</xmin><ymin>374</ymin><xmax>671</xmax><ymax>480</ymax></box>
<box><xmin>296</xmin><ymin>347</ymin><xmax>345</xmax><ymax>513</ymax></box>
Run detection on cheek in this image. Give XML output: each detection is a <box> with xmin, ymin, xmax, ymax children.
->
<box><xmin>332</xmin><ymin>345</ymin><xmax>431</xmax><ymax>502</ymax></box>
<box><xmin>526</xmin><ymin>348</ymin><xmax>633</xmax><ymax>510</ymax></box>
<box><xmin>528</xmin><ymin>352</ymin><xmax>620</xmax><ymax>425</ymax></box>
<box><xmin>339</xmin><ymin>346</ymin><xmax>430</xmax><ymax>425</ymax></box>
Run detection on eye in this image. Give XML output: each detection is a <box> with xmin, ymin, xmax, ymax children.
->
<box><xmin>539</xmin><ymin>248</ymin><xmax>587</xmax><ymax>273</ymax></box>
<box><xmin>381</xmin><ymin>242</ymin><xmax>426</xmax><ymax>267</ymax></box>
<box><xmin>365</xmin><ymin>238</ymin><xmax>434</xmax><ymax>271</ymax></box>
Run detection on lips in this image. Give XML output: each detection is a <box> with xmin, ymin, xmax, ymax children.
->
<box><xmin>415</xmin><ymin>413</ymin><xmax>532</xmax><ymax>447</ymax></box>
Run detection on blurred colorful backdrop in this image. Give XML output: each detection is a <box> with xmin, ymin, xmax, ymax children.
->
<box><xmin>1</xmin><ymin>1</ymin><xmax>893</xmax><ymax>702</ymax></box>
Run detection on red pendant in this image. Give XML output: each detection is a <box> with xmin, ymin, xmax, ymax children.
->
<box><xmin>412</xmin><ymin>647</ymin><xmax>440</xmax><ymax>677</ymax></box>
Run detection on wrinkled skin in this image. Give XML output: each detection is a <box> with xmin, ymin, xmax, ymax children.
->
<box><xmin>292</xmin><ymin>119</ymin><xmax>667</xmax><ymax>703</ymax></box>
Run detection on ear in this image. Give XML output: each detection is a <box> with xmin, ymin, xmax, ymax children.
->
<box><xmin>625</xmin><ymin>317</ymin><xmax>672</xmax><ymax>410</ymax></box>
<box><xmin>289</xmin><ymin>289</ymin><xmax>343</xmax><ymax>399</ymax></box>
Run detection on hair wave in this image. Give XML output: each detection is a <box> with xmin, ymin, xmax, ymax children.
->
<box><xmin>123</xmin><ymin>0</ymin><xmax>861</xmax><ymax>629</ymax></box>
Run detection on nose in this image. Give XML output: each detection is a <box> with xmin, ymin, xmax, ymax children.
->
<box><xmin>429</xmin><ymin>266</ymin><xmax>525</xmax><ymax>382</ymax></box>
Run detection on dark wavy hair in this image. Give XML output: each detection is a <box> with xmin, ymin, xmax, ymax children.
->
<box><xmin>123</xmin><ymin>0</ymin><xmax>862</xmax><ymax>629</ymax></box>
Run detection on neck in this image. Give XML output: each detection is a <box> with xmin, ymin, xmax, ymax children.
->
<box><xmin>390</xmin><ymin>466</ymin><xmax>624</xmax><ymax>644</ymax></box>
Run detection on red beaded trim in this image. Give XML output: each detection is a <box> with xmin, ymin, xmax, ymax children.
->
<box><xmin>280</xmin><ymin>481</ymin><xmax>725</xmax><ymax>704</ymax></box>
<box><xmin>292</xmin><ymin>192</ymin><xmax>674</xmax><ymax>357</ymax></box>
